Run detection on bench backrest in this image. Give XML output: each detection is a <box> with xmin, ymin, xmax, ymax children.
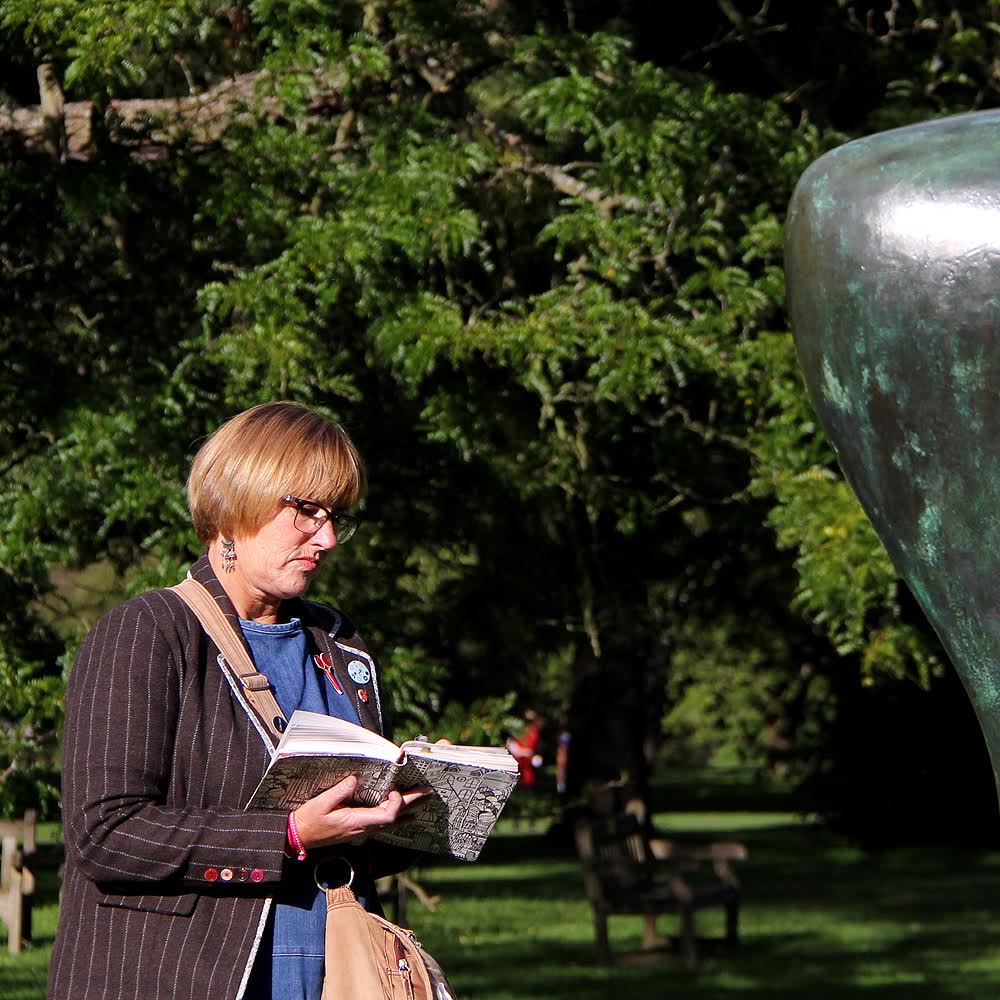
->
<box><xmin>574</xmin><ymin>812</ymin><xmax>656</xmax><ymax>902</ymax></box>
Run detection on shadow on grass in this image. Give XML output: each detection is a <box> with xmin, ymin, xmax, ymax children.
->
<box><xmin>30</xmin><ymin>861</ymin><xmax>63</xmax><ymax>913</ymax></box>
<box><xmin>411</xmin><ymin>798</ymin><xmax>1000</xmax><ymax>1000</ymax></box>
<box><xmin>0</xmin><ymin>947</ymin><xmax>51</xmax><ymax>1000</ymax></box>
<box><xmin>433</xmin><ymin>928</ymin><xmax>1000</xmax><ymax>1000</ymax></box>
<box><xmin>8</xmin><ymin>773</ymin><xmax>1000</xmax><ymax>1000</ymax></box>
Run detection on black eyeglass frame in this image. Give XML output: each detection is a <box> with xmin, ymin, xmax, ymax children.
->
<box><xmin>280</xmin><ymin>495</ymin><xmax>360</xmax><ymax>543</ymax></box>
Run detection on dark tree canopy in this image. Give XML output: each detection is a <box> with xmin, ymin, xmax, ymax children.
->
<box><xmin>2</xmin><ymin>0</ymin><xmax>998</xmax><ymax>837</ymax></box>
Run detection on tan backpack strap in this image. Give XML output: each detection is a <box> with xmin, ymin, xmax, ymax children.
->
<box><xmin>171</xmin><ymin>577</ymin><xmax>287</xmax><ymax>744</ymax></box>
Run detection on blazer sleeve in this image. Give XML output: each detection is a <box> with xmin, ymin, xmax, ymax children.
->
<box><xmin>61</xmin><ymin>590</ymin><xmax>289</xmax><ymax>890</ymax></box>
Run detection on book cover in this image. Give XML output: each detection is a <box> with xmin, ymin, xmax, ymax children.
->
<box><xmin>246</xmin><ymin>711</ymin><xmax>520</xmax><ymax>862</ymax></box>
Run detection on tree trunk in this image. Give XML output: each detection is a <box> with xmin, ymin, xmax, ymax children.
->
<box><xmin>563</xmin><ymin>642</ymin><xmax>655</xmax><ymax>809</ymax></box>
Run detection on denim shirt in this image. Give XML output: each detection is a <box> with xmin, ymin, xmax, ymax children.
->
<box><xmin>239</xmin><ymin>617</ymin><xmax>362</xmax><ymax>1000</ymax></box>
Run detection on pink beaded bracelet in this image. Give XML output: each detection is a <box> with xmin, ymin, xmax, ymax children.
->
<box><xmin>287</xmin><ymin>811</ymin><xmax>307</xmax><ymax>862</ymax></box>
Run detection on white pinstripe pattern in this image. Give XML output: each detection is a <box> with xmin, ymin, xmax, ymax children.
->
<box><xmin>48</xmin><ymin>555</ymin><xmax>395</xmax><ymax>1000</ymax></box>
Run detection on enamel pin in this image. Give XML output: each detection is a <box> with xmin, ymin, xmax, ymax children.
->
<box><xmin>347</xmin><ymin>659</ymin><xmax>371</xmax><ymax>685</ymax></box>
<box><xmin>313</xmin><ymin>653</ymin><xmax>344</xmax><ymax>695</ymax></box>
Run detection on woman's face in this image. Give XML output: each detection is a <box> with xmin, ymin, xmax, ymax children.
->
<box><xmin>223</xmin><ymin>501</ymin><xmax>338</xmax><ymax>621</ymax></box>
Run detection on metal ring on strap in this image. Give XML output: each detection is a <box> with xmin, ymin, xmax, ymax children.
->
<box><xmin>314</xmin><ymin>856</ymin><xmax>355</xmax><ymax>891</ymax></box>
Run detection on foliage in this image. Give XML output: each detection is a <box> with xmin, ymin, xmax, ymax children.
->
<box><xmin>0</xmin><ymin>649</ymin><xmax>62</xmax><ymax>818</ymax></box>
<box><xmin>1</xmin><ymin>0</ymin><xmax>997</xmax><ymax>834</ymax></box>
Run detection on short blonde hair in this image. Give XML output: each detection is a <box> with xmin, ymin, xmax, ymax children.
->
<box><xmin>188</xmin><ymin>402</ymin><xmax>365</xmax><ymax>545</ymax></box>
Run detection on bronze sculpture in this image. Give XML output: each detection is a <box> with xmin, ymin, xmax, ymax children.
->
<box><xmin>786</xmin><ymin>108</ymin><xmax>1000</xmax><ymax>796</ymax></box>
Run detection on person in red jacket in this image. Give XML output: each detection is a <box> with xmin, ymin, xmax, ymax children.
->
<box><xmin>507</xmin><ymin>709</ymin><xmax>543</xmax><ymax>790</ymax></box>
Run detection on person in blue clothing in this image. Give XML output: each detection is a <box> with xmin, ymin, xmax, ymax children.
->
<box><xmin>192</xmin><ymin>401</ymin><xmax>425</xmax><ymax>999</ymax></box>
<box><xmin>50</xmin><ymin>401</ymin><xmax>424</xmax><ymax>1000</ymax></box>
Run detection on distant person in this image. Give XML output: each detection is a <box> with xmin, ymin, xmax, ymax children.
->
<box><xmin>555</xmin><ymin>714</ymin><xmax>571</xmax><ymax>796</ymax></box>
<box><xmin>49</xmin><ymin>402</ymin><xmax>431</xmax><ymax>1000</ymax></box>
<box><xmin>507</xmin><ymin>709</ymin><xmax>543</xmax><ymax>790</ymax></box>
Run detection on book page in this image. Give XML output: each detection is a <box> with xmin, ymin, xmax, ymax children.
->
<box><xmin>274</xmin><ymin>709</ymin><xmax>402</xmax><ymax>761</ymax></box>
<box><xmin>399</xmin><ymin>740</ymin><xmax>520</xmax><ymax>771</ymax></box>
<box><xmin>375</xmin><ymin>756</ymin><xmax>518</xmax><ymax>862</ymax></box>
<box><xmin>247</xmin><ymin>754</ymin><xmax>400</xmax><ymax>810</ymax></box>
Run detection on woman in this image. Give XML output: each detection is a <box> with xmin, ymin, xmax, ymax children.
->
<box><xmin>49</xmin><ymin>401</ymin><xmax>420</xmax><ymax>1000</ymax></box>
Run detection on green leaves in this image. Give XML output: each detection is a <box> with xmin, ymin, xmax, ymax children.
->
<box><xmin>0</xmin><ymin>1</ymin><xmax>969</xmax><ymax>815</ymax></box>
<box><xmin>3</xmin><ymin>0</ymin><xmax>249</xmax><ymax>96</ymax></box>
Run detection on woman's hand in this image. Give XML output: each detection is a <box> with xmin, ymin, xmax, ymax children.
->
<box><xmin>291</xmin><ymin>775</ymin><xmax>426</xmax><ymax>851</ymax></box>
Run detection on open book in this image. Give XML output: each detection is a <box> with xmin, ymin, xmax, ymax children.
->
<box><xmin>247</xmin><ymin>710</ymin><xmax>520</xmax><ymax>862</ymax></box>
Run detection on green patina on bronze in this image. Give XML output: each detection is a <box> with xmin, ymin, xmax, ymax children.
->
<box><xmin>786</xmin><ymin>108</ymin><xmax>1000</xmax><ymax>794</ymax></box>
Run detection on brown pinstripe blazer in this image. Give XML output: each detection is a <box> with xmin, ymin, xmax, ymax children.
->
<box><xmin>48</xmin><ymin>555</ymin><xmax>396</xmax><ymax>999</ymax></box>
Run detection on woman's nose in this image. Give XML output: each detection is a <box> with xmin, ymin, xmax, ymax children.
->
<box><xmin>314</xmin><ymin>518</ymin><xmax>338</xmax><ymax>549</ymax></box>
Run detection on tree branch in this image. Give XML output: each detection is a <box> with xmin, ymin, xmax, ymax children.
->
<box><xmin>37</xmin><ymin>63</ymin><xmax>66</xmax><ymax>160</ymax></box>
<box><xmin>1</xmin><ymin>67</ymin><xmax>347</xmax><ymax>161</ymax></box>
<box><xmin>496</xmin><ymin>157</ymin><xmax>649</xmax><ymax>218</ymax></box>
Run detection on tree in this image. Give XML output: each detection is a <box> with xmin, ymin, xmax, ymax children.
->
<box><xmin>2</xmin><ymin>1</ymin><xmax>997</xmax><ymax>833</ymax></box>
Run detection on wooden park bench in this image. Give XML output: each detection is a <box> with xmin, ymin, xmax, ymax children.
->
<box><xmin>574</xmin><ymin>806</ymin><xmax>746</xmax><ymax>967</ymax></box>
<box><xmin>0</xmin><ymin>809</ymin><xmax>37</xmax><ymax>954</ymax></box>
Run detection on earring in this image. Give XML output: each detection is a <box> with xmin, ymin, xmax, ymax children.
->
<box><xmin>220</xmin><ymin>538</ymin><xmax>237</xmax><ymax>571</ymax></box>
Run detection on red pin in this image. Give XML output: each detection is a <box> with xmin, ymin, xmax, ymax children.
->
<box><xmin>314</xmin><ymin>654</ymin><xmax>344</xmax><ymax>695</ymax></box>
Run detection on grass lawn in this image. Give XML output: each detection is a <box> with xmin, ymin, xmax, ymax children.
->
<box><xmin>400</xmin><ymin>818</ymin><xmax>1000</xmax><ymax>999</ymax></box>
<box><xmin>6</xmin><ymin>777</ymin><xmax>1000</xmax><ymax>998</ymax></box>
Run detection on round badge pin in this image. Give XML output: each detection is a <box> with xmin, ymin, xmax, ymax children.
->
<box><xmin>347</xmin><ymin>659</ymin><xmax>371</xmax><ymax>685</ymax></box>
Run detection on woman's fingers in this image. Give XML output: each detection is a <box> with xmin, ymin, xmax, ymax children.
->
<box><xmin>310</xmin><ymin>774</ymin><xmax>359</xmax><ymax>807</ymax></box>
<box><xmin>398</xmin><ymin>785</ymin><xmax>430</xmax><ymax>809</ymax></box>
<box><xmin>292</xmin><ymin>780</ymin><xmax>427</xmax><ymax>850</ymax></box>
<box><xmin>374</xmin><ymin>790</ymin><xmax>403</xmax><ymax>822</ymax></box>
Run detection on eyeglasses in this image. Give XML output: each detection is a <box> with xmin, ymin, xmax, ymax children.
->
<box><xmin>280</xmin><ymin>495</ymin><xmax>360</xmax><ymax>543</ymax></box>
